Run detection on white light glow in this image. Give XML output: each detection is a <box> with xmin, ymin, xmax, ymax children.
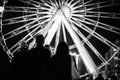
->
<box><xmin>60</xmin><ymin>11</ymin><xmax>98</xmax><ymax>75</ymax></box>
<box><xmin>44</xmin><ymin>10</ymin><xmax>62</xmax><ymax>45</ymax></box>
<box><xmin>0</xmin><ymin>7</ymin><xmax>4</xmax><ymax>12</ymax></box>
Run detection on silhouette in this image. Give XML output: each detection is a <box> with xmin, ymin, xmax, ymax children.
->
<box><xmin>29</xmin><ymin>35</ymin><xmax>52</xmax><ymax>80</ymax></box>
<box><xmin>52</xmin><ymin>42</ymin><xmax>72</xmax><ymax>80</ymax></box>
<box><xmin>45</xmin><ymin>45</ymin><xmax>52</xmax><ymax>57</ymax></box>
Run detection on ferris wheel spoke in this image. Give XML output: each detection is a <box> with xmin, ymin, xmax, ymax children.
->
<box><xmin>44</xmin><ymin>19</ymin><xmax>60</xmax><ymax>45</ymax></box>
<box><xmin>4</xmin><ymin>6</ymin><xmax>52</xmax><ymax>15</ymax></box>
<box><xmin>72</xmin><ymin>14</ymin><xmax>85</xmax><ymax>19</ymax></box>
<box><xmin>19</xmin><ymin>0</ymin><xmax>52</xmax><ymax>10</ymax></box>
<box><xmin>61</xmin><ymin>0</ymin><xmax>64</xmax><ymax>7</ymax></box>
<box><xmin>10</xmin><ymin>43</ymin><xmax>20</xmax><ymax>54</ymax></box>
<box><xmin>3</xmin><ymin>18</ymin><xmax>41</xmax><ymax>38</ymax></box>
<box><xmin>5</xmin><ymin>6</ymin><xmax>38</xmax><ymax>13</ymax></box>
<box><xmin>3</xmin><ymin>13</ymin><xmax>51</xmax><ymax>26</ymax></box>
<box><xmin>4</xmin><ymin>21</ymin><xmax>43</xmax><ymax>40</ymax></box>
<box><xmin>46</xmin><ymin>0</ymin><xmax>57</xmax><ymax>9</ymax></box>
<box><xmin>62</xmin><ymin>21</ymin><xmax>67</xmax><ymax>43</ymax></box>
<box><xmin>39</xmin><ymin>5</ymin><xmax>54</xmax><ymax>12</ymax></box>
<box><xmin>99</xmin><ymin>48</ymin><xmax>120</xmax><ymax>69</ymax></box>
<box><xmin>84</xmin><ymin>0</ymin><xmax>94</xmax><ymax>5</ymax></box>
<box><xmin>85</xmin><ymin>0</ymin><xmax>120</xmax><ymax>11</ymax></box>
<box><xmin>82</xmin><ymin>21</ymin><xmax>119</xmax><ymax>50</ymax></box>
<box><xmin>82</xmin><ymin>23</ymin><xmax>119</xmax><ymax>50</ymax></box>
<box><xmin>71</xmin><ymin>17</ymin><xmax>119</xmax><ymax>50</ymax></box>
<box><xmin>67</xmin><ymin>0</ymin><xmax>75</xmax><ymax>7</ymax></box>
<box><xmin>71</xmin><ymin>15</ymin><xmax>85</xmax><ymax>23</ymax></box>
<box><xmin>69</xmin><ymin>0</ymin><xmax>83</xmax><ymax>9</ymax></box>
<box><xmin>84</xmin><ymin>18</ymin><xmax>99</xmax><ymax>26</ymax></box>
<box><xmin>25</xmin><ymin>26</ymin><xmax>42</xmax><ymax>42</ymax></box>
<box><xmin>93</xmin><ymin>31</ymin><xmax>119</xmax><ymax>50</ymax></box>
<box><xmin>41</xmin><ymin>20</ymin><xmax>54</xmax><ymax>36</ymax></box>
<box><xmin>57</xmin><ymin>0</ymin><xmax>61</xmax><ymax>8</ymax></box>
<box><xmin>56</xmin><ymin>0</ymin><xmax>62</xmax><ymax>8</ymax></box>
<box><xmin>36</xmin><ymin>7</ymin><xmax>52</xmax><ymax>13</ymax></box>
<box><xmin>71</xmin><ymin>17</ymin><xmax>86</xmax><ymax>26</ymax></box>
<box><xmin>9</xmin><ymin>23</ymin><xmax>43</xmax><ymax>53</ymax></box>
<box><xmin>63</xmin><ymin>15</ymin><xmax>98</xmax><ymax>75</ymax></box>
<box><xmin>70</xmin><ymin>22</ymin><xmax>106</xmax><ymax>63</ymax></box>
<box><xmin>71</xmin><ymin>7</ymin><xmax>85</xmax><ymax>14</ymax></box>
<box><xmin>84</xmin><ymin>17</ymin><xmax>120</xmax><ymax>35</ymax></box>
<box><xmin>41</xmin><ymin>0</ymin><xmax>54</xmax><ymax>8</ymax></box>
<box><xmin>85</xmin><ymin>11</ymin><xmax>100</xmax><ymax>18</ymax></box>
<box><xmin>98</xmin><ymin>23</ymin><xmax>120</xmax><ymax>35</ymax></box>
<box><xmin>58</xmin><ymin>0</ymin><xmax>62</xmax><ymax>7</ymax></box>
<box><xmin>70</xmin><ymin>18</ymin><xmax>93</xmax><ymax>40</ymax></box>
<box><xmin>51</xmin><ymin>0</ymin><xmax>58</xmax><ymax>8</ymax></box>
<box><xmin>85</xmin><ymin>11</ymin><xmax>120</xmax><ymax>19</ymax></box>
<box><xmin>24</xmin><ymin>25</ymin><xmax>44</xmax><ymax>44</ymax></box>
<box><xmin>71</xmin><ymin>5</ymin><xmax>85</xmax><ymax>13</ymax></box>
<box><xmin>3</xmin><ymin>14</ymin><xmax>39</xmax><ymax>25</ymax></box>
<box><xmin>4</xmin><ymin>17</ymin><xmax>50</xmax><ymax>40</ymax></box>
<box><xmin>18</xmin><ymin>0</ymin><xmax>41</xmax><ymax>7</ymax></box>
<box><xmin>42</xmin><ymin>9</ymin><xmax>62</xmax><ymax>44</ymax></box>
<box><xmin>85</xmin><ymin>0</ymin><xmax>108</xmax><ymax>5</ymax></box>
<box><xmin>85</xmin><ymin>40</ymin><xmax>107</xmax><ymax>63</ymax></box>
<box><xmin>42</xmin><ymin>11</ymin><xmax>63</xmax><ymax>40</ymax></box>
<box><xmin>41</xmin><ymin>10</ymin><xmax>59</xmax><ymax>37</ymax></box>
<box><xmin>64</xmin><ymin>0</ymin><xmax>69</xmax><ymax>6</ymax></box>
<box><xmin>54</xmin><ymin>23</ymin><xmax>61</xmax><ymax>52</ymax></box>
<box><xmin>72</xmin><ymin>16</ymin><xmax>85</xmax><ymax>21</ymax></box>
<box><xmin>60</xmin><ymin>0</ymin><xmax>64</xmax><ymax>6</ymax></box>
<box><xmin>37</xmin><ymin>15</ymin><xmax>51</xmax><ymax>20</ymax></box>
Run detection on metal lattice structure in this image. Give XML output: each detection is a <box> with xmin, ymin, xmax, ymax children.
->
<box><xmin>1</xmin><ymin>0</ymin><xmax>120</xmax><ymax>77</ymax></box>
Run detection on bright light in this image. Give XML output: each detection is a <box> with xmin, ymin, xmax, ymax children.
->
<box><xmin>44</xmin><ymin>10</ymin><xmax>62</xmax><ymax>45</ymax></box>
<box><xmin>0</xmin><ymin>7</ymin><xmax>4</xmax><ymax>12</ymax></box>
<box><xmin>60</xmin><ymin>12</ymin><xmax>99</xmax><ymax>75</ymax></box>
<box><xmin>62</xmin><ymin>6</ymin><xmax>71</xmax><ymax>19</ymax></box>
<box><xmin>71</xmin><ymin>52</ymin><xmax>80</xmax><ymax>69</ymax></box>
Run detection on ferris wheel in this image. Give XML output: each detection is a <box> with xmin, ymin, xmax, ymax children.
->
<box><xmin>1</xmin><ymin>0</ymin><xmax>120</xmax><ymax>77</ymax></box>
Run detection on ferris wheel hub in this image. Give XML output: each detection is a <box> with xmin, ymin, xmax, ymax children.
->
<box><xmin>61</xmin><ymin>6</ymin><xmax>71</xmax><ymax>19</ymax></box>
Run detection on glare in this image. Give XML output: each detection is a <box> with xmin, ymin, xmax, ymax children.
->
<box><xmin>60</xmin><ymin>10</ymin><xmax>98</xmax><ymax>75</ymax></box>
<box><xmin>0</xmin><ymin>7</ymin><xmax>4</xmax><ymax>12</ymax></box>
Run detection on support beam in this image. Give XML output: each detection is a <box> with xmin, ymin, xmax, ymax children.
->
<box><xmin>44</xmin><ymin>10</ymin><xmax>61</xmax><ymax>45</ymax></box>
<box><xmin>61</xmin><ymin>10</ymin><xmax>99</xmax><ymax>75</ymax></box>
